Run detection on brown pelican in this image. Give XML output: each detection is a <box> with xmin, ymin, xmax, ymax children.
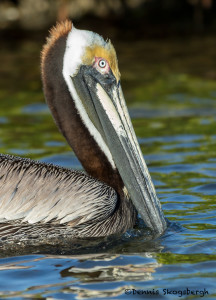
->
<box><xmin>0</xmin><ymin>20</ymin><xmax>166</xmax><ymax>245</ymax></box>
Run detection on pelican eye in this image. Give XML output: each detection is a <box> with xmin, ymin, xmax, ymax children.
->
<box><xmin>98</xmin><ymin>59</ymin><xmax>106</xmax><ymax>68</ymax></box>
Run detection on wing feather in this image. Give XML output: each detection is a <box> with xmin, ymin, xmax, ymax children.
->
<box><xmin>0</xmin><ymin>155</ymin><xmax>118</xmax><ymax>228</ymax></box>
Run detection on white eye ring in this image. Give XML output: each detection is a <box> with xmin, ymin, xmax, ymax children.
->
<box><xmin>98</xmin><ymin>59</ymin><xmax>106</xmax><ymax>68</ymax></box>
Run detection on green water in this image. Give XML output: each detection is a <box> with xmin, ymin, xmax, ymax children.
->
<box><xmin>0</xmin><ymin>33</ymin><xmax>215</xmax><ymax>299</ymax></box>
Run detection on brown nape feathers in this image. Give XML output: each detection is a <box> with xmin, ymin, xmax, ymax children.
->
<box><xmin>41</xmin><ymin>19</ymin><xmax>72</xmax><ymax>72</ymax></box>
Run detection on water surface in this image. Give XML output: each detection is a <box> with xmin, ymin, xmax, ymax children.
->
<box><xmin>0</xmin><ymin>32</ymin><xmax>215</xmax><ymax>299</ymax></box>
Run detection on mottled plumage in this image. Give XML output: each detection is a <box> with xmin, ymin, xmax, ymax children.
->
<box><xmin>0</xmin><ymin>154</ymin><xmax>135</xmax><ymax>242</ymax></box>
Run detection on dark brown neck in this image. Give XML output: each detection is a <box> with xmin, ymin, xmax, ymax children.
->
<box><xmin>41</xmin><ymin>29</ymin><xmax>124</xmax><ymax>195</ymax></box>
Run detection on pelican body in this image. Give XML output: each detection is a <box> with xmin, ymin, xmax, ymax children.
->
<box><xmin>0</xmin><ymin>21</ymin><xmax>166</xmax><ymax>245</ymax></box>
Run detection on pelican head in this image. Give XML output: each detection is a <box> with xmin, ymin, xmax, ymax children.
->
<box><xmin>41</xmin><ymin>21</ymin><xmax>167</xmax><ymax>235</ymax></box>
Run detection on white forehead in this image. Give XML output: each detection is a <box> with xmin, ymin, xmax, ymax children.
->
<box><xmin>63</xmin><ymin>26</ymin><xmax>105</xmax><ymax>77</ymax></box>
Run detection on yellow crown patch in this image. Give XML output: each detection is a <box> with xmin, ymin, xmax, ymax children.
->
<box><xmin>82</xmin><ymin>41</ymin><xmax>121</xmax><ymax>82</ymax></box>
